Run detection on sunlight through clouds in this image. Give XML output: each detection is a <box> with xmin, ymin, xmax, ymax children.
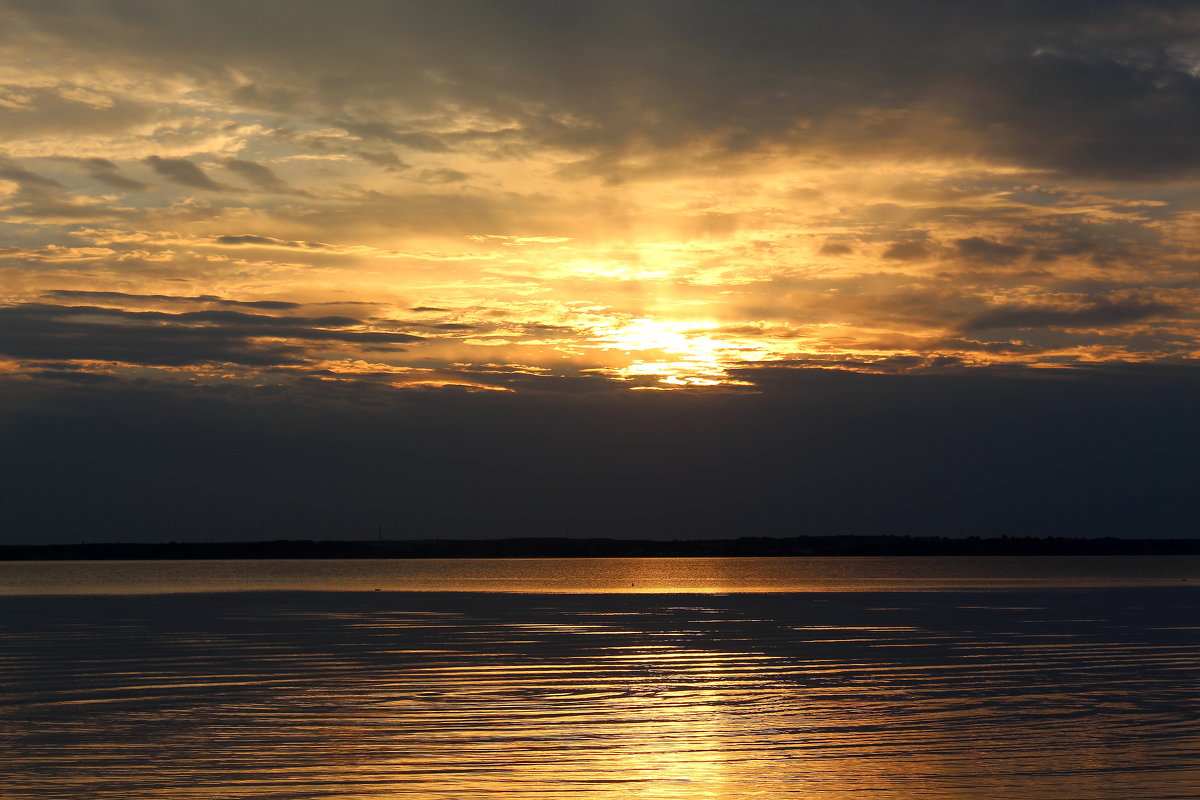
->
<box><xmin>587</xmin><ymin>318</ymin><xmax>768</xmax><ymax>387</ymax></box>
<box><xmin>0</xmin><ymin>1</ymin><xmax>1199</xmax><ymax>393</ymax></box>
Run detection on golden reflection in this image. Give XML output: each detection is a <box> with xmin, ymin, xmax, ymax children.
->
<box><xmin>7</xmin><ymin>582</ymin><xmax>1198</xmax><ymax>800</ymax></box>
<box><xmin>604</xmin><ymin>674</ymin><xmax>735</xmax><ymax>799</ymax></box>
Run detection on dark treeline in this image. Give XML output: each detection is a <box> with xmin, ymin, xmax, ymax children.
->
<box><xmin>2</xmin><ymin>536</ymin><xmax>1198</xmax><ymax>561</ymax></box>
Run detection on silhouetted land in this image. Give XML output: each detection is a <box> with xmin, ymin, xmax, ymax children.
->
<box><xmin>1</xmin><ymin>536</ymin><xmax>1197</xmax><ymax>560</ymax></box>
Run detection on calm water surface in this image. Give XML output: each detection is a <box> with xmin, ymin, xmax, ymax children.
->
<box><xmin>1</xmin><ymin>555</ymin><xmax>1196</xmax><ymax>594</ymax></box>
<box><xmin>1</xmin><ymin>557</ymin><xmax>1197</xmax><ymax>799</ymax></box>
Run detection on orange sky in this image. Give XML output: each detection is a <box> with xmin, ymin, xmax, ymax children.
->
<box><xmin>2</xmin><ymin>1</ymin><xmax>1199</xmax><ymax>393</ymax></box>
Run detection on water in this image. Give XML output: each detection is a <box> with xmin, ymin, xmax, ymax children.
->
<box><xmin>1</xmin><ymin>558</ymin><xmax>1197</xmax><ymax>799</ymax></box>
<box><xmin>1</xmin><ymin>555</ymin><xmax>1196</xmax><ymax>594</ymax></box>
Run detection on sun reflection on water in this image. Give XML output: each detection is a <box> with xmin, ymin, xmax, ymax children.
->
<box><xmin>2</xmin><ymin>584</ymin><xmax>1198</xmax><ymax>800</ymax></box>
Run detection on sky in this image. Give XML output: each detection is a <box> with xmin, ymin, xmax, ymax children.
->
<box><xmin>2</xmin><ymin>1</ymin><xmax>1199</xmax><ymax>543</ymax></box>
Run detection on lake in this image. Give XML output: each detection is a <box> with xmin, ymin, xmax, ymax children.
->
<box><xmin>1</xmin><ymin>557</ymin><xmax>1197</xmax><ymax>799</ymax></box>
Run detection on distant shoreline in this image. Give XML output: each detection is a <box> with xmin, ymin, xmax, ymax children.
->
<box><xmin>1</xmin><ymin>536</ymin><xmax>1197</xmax><ymax>561</ymax></box>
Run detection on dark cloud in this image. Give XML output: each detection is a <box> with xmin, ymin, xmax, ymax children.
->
<box><xmin>211</xmin><ymin>234</ymin><xmax>333</xmax><ymax>251</ymax></box>
<box><xmin>0</xmin><ymin>163</ymin><xmax>147</xmax><ymax>223</ymax></box>
<box><xmin>932</xmin><ymin>338</ymin><xmax>1034</xmax><ymax>354</ymax></box>
<box><xmin>415</xmin><ymin>168</ymin><xmax>471</xmax><ymax>184</ymax></box>
<box><xmin>727</xmin><ymin>354</ymin><xmax>966</xmax><ymax>375</ymax></box>
<box><xmin>284</xmin><ymin>128</ymin><xmax>413</xmax><ymax>170</ymax></box>
<box><xmin>214</xmin><ymin>234</ymin><xmax>300</xmax><ymax>247</ymax></box>
<box><xmin>955</xmin><ymin>237</ymin><xmax>1025</xmax><ymax>265</ymax></box>
<box><xmin>956</xmin><ymin>42</ymin><xmax>1200</xmax><ymax>179</ymax></box>
<box><xmin>223</xmin><ymin>158</ymin><xmax>301</xmax><ymax>194</ymax></box>
<box><xmin>143</xmin><ymin>156</ymin><xmax>228</xmax><ymax>191</ymax></box>
<box><xmin>229</xmin><ymin>82</ymin><xmax>303</xmax><ymax>112</ymax></box>
<box><xmin>0</xmin><ymin>304</ymin><xmax>308</xmax><ymax>366</ymax></box>
<box><xmin>882</xmin><ymin>241</ymin><xmax>929</xmax><ymax>261</ymax></box>
<box><xmin>234</xmin><ymin>299</ymin><xmax>306</xmax><ymax>310</ymax></box>
<box><xmin>72</xmin><ymin>157</ymin><xmax>154</xmax><ymax>192</ymax></box>
<box><xmin>172</xmin><ymin>309</ymin><xmax>363</xmax><ymax>328</ymax></box>
<box><xmin>355</xmin><ymin>150</ymin><xmax>411</xmax><ymax>170</ymax></box>
<box><xmin>7</xmin><ymin>2</ymin><xmax>1200</xmax><ymax>179</ymax></box>
<box><xmin>340</xmin><ymin>122</ymin><xmax>450</xmax><ymax>152</ymax></box>
<box><xmin>45</xmin><ymin>290</ymin><xmax>301</xmax><ymax>310</ymax></box>
<box><xmin>24</xmin><ymin>368</ymin><xmax>120</xmax><ymax>384</ymax></box>
<box><xmin>960</xmin><ymin>299</ymin><xmax>1174</xmax><ymax>332</ymax></box>
<box><xmin>3</xmin><ymin>363</ymin><xmax>1198</xmax><ymax>543</ymax></box>
<box><xmin>0</xmin><ymin>85</ymin><xmax>157</xmax><ymax>143</ymax></box>
<box><xmin>0</xmin><ymin>303</ymin><xmax>422</xmax><ymax>367</ymax></box>
<box><xmin>819</xmin><ymin>241</ymin><xmax>853</xmax><ymax>256</ymax></box>
<box><xmin>0</xmin><ymin>161</ymin><xmax>64</xmax><ymax>190</ymax></box>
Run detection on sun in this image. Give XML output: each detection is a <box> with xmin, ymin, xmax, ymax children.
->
<box><xmin>586</xmin><ymin>317</ymin><xmax>769</xmax><ymax>387</ymax></box>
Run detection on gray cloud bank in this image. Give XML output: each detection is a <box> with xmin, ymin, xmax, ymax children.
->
<box><xmin>0</xmin><ymin>302</ymin><xmax>421</xmax><ymax>367</ymax></box>
<box><xmin>4</xmin><ymin>0</ymin><xmax>1200</xmax><ymax>179</ymax></box>
<box><xmin>2</xmin><ymin>365</ymin><xmax>1197</xmax><ymax>544</ymax></box>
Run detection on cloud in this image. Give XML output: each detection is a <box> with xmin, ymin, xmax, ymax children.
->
<box><xmin>0</xmin><ymin>161</ymin><xmax>64</xmax><ymax>191</ymax></box>
<box><xmin>340</xmin><ymin>122</ymin><xmax>450</xmax><ymax>152</ymax></box>
<box><xmin>0</xmin><ymin>303</ymin><xmax>423</xmax><ymax>367</ymax></box>
<box><xmin>415</xmin><ymin>168</ymin><xmax>471</xmax><ymax>184</ymax></box>
<box><xmin>3</xmin><ymin>2</ymin><xmax>1196</xmax><ymax>180</ymax></box>
<box><xmin>0</xmin><ymin>304</ymin><xmax>308</xmax><ymax>366</ymax></box>
<box><xmin>143</xmin><ymin>156</ymin><xmax>228</xmax><ymax>191</ymax></box>
<box><xmin>0</xmin><ymin>1</ymin><xmax>1198</xmax><ymax>391</ymax></box>
<box><xmin>882</xmin><ymin>241</ymin><xmax>930</xmax><ymax>261</ymax></box>
<box><xmin>955</xmin><ymin>237</ymin><xmax>1024</xmax><ymax>265</ymax></box>
<box><xmin>0</xmin><ymin>86</ymin><xmax>159</xmax><ymax>150</ymax></box>
<box><xmin>426</xmin><ymin>322</ymin><xmax>475</xmax><ymax>331</ymax></box>
<box><xmin>223</xmin><ymin>158</ymin><xmax>303</xmax><ymax>194</ymax></box>
<box><xmin>954</xmin><ymin>41</ymin><xmax>1200</xmax><ymax>179</ymax></box>
<box><xmin>73</xmin><ymin>157</ymin><xmax>155</xmax><ymax>192</ymax></box>
<box><xmin>44</xmin><ymin>289</ymin><xmax>301</xmax><ymax>310</ymax></box>
<box><xmin>819</xmin><ymin>241</ymin><xmax>853</xmax><ymax>256</ymax></box>
<box><xmin>4</xmin><ymin>362</ymin><xmax>1200</xmax><ymax>542</ymax></box>
<box><xmin>960</xmin><ymin>299</ymin><xmax>1175</xmax><ymax>332</ymax></box>
<box><xmin>213</xmin><ymin>234</ymin><xmax>304</xmax><ymax>247</ymax></box>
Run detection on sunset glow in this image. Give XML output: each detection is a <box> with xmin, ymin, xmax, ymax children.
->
<box><xmin>2</xmin><ymin>2</ymin><xmax>1198</xmax><ymax>394</ymax></box>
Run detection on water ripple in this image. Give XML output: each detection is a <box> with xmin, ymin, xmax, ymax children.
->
<box><xmin>1</xmin><ymin>587</ymin><xmax>1197</xmax><ymax>799</ymax></box>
